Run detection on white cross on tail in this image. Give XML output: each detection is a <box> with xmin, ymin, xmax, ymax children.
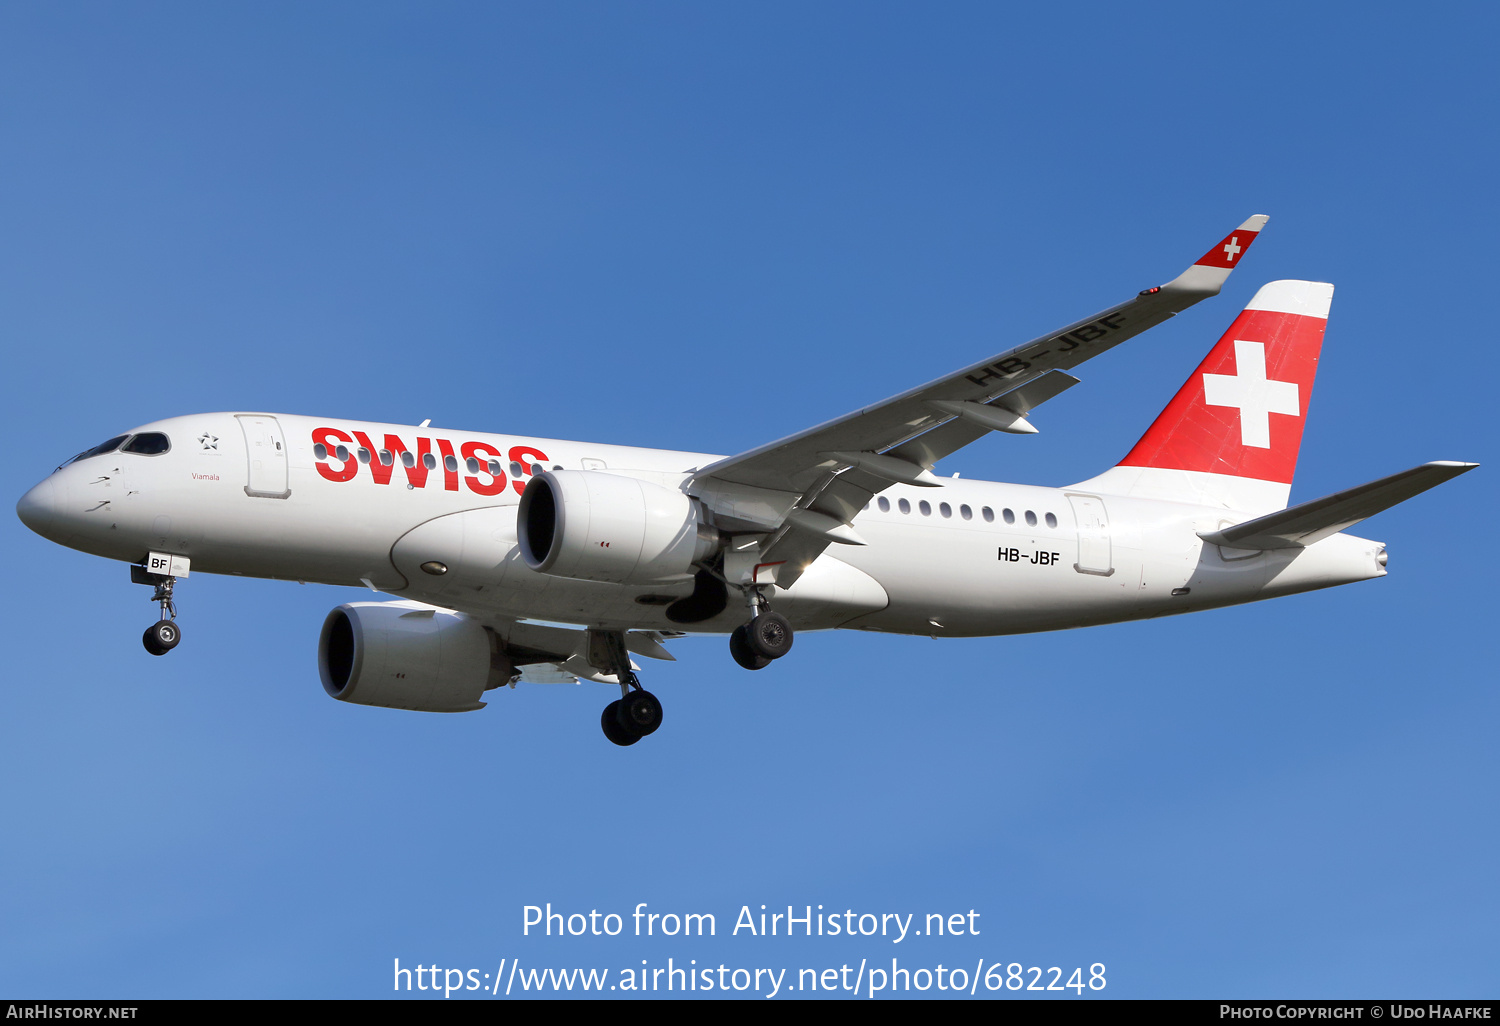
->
<box><xmin>1202</xmin><ymin>340</ymin><xmax>1299</xmax><ymax>448</ymax></box>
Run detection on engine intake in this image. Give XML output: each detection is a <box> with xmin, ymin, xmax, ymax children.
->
<box><xmin>517</xmin><ymin>470</ymin><xmax>717</xmax><ymax>585</ymax></box>
<box><xmin>318</xmin><ymin>601</ymin><xmax>513</xmax><ymax>713</ymax></box>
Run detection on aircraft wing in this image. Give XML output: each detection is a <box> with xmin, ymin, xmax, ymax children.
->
<box><xmin>487</xmin><ymin>619</ymin><xmax>682</xmax><ymax>686</ymax></box>
<box><xmin>689</xmin><ymin>215</ymin><xmax>1269</xmax><ymax>587</ymax></box>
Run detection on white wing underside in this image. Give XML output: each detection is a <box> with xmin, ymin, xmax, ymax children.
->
<box><xmin>517</xmin><ymin>664</ymin><xmax>584</xmax><ymax>685</ymax></box>
<box><xmin>490</xmin><ymin>618</ymin><xmax>680</xmax><ymax>687</ymax></box>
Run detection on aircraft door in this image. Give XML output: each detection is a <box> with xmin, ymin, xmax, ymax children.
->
<box><xmin>237</xmin><ymin>415</ymin><xmax>291</xmax><ymax>499</ymax></box>
<box><xmin>1067</xmin><ymin>493</ymin><xmax>1114</xmax><ymax>576</ymax></box>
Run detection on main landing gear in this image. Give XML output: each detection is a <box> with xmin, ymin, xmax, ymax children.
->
<box><xmin>590</xmin><ymin>591</ymin><xmax>796</xmax><ymax>744</ymax></box>
<box><xmin>131</xmin><ymin>564</ymin><xmax>181</xmax><ymax>656</ymax></box>
<box><xmin>591</xmin><ymin>629</ymin><xmax>664</xmax><ymax>747</ymax></box>
<box><xmin>728</xmin><ymin>590</ymin><xmax>794</xmax><ymax>671</ymax></box>
<box><xmin>601</xmin><ymin>689</ymin><xmax>663</xmax><ymax>747</ymax></box>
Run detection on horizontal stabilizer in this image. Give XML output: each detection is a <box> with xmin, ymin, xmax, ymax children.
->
<box><xmin>1198</xmin><ymin>461</ymin><xmax>1478</xmax><ymax>549</ymax></box>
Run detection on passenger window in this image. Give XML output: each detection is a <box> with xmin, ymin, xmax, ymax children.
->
<box><xmin>488</xmin><ymin>460</ymin><xmax>503</xmax><ymax>477</ymax></box>
<box><xmin>510</xmin><ymin>461</ymin><xmax>523</xmax><ymax>477</ymax></box>
<box><xmin>444</xmin><ymin>454</ymin><xmax>458</xmax><ymax>473</ymax></box>
<box><xmin>465</xmin><ymin>457</ymin><xmax>480</xmax><ymax>474</ymax></box>
<box><xmin>313</xmin><ymin>443</ymin><xmax>328</xmax><ymax>460</ymax></box>
<box><xmin>1045</xmin><ymin>512</ymin><xmax>1058</xmax><ymax>529</ymax></box>
<box><xmin>422</xmin><ymin>453</ymin><xmax>437</xmax><ymax>470</ymax></box>
<box><xmin>878</xmin><ymin>497</ymin><xmax>891</xmax><ymax>513</ymax></box>
<box><xmin>1025</xmin><ymin>510</ymin><xmax>1038</xmax><ymax>527</ymax></box>
<box><xmin>1003</xmin><ymin>508</ymin><xmax>1016</xmax><ymax>525</ymax></box>
<box><xmin>122</xmin><ymin>432</ymin><xmax>170</xmax><ymax>456</ymax></box>
<box><xmin>898</xmin><ymin>498</ymin><xmax>911</xmax><ymax>514</ymax></box>
<box><xmin>960</xmin><ymin>504</ymin><xmax>972</xmax><ymax>521</ymax></box>
<box><xmin>919</xmin><ymin>500</ymin><xmax>931</xmax><ymax>516</ymax></box>
<box><xmin>402</xmin><ymin>451</ymin><xmax>416</xmax><ymax>468</ymax></box>
<box><xmin>939</xmin><ymin>502</ymin><xmax>952</xmax><ymax>518</ymax></box>
<box><xmin>357</xmin><ymin>448</ymin><xmax>371</xmax><ymax>464</ymax></box>
<box><xmin>379</xmin><ymin>449</ymin><xmax>393</xmax><ymax>466</ymax></box>
<box><xmin>334</xmin><ymin>444</ymin><xmax>350</xmax><ymax>462</ymax></box>
<box><xmin>982</xmin><ymin>507</ymin><xmax>994</xmax><ymax>523</ymax></box>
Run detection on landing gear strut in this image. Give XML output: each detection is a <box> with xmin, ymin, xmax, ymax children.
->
<box><xmin>132</xmin><ymin>564</ymin><xmax>181</xmax><ymax>656</ymax></box>
<box><xmin>729</xmin><ymin>588</ymin><xmax>794</xmax><ymax>670</ymax></box>
<box><xmin>590</xmin><ymin>629</ymin><xmax>663</xmax><ymax>746</ymax></box>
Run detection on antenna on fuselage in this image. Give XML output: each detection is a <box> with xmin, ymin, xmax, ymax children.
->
<box><xmin>418</xmin><ymin>419</ymin><xmax>431</xmax><ymax>428</ymax></box>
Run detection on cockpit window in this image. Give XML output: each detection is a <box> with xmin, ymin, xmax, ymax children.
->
<box><xmin>62</xmin><ymin>434</ymin><xmax>130</xmax><ymax>467</ymax></box>
<box><xmin>122</xmin><ymin>432</ymin><xmax>171</xmax><ymax>456</ymax></box>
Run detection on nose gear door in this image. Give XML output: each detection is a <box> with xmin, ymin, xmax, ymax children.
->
<box><xmin>237</xmin><ymin>415</ymin><xmax>291</xmax><ymax>498</ymax></box>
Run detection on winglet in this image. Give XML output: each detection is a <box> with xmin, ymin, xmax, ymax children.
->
<box><xmin>1159</xmin><ymin>214</ymin><xmax>1269</xmax><ymax>297</ymax></box>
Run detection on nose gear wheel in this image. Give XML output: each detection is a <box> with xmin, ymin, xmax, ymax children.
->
<box><xmin>143</xmin><ymin>619</ymin><xmax>180</xmax><ymax>656</ymax></box>
<box><xmin>133</xmin><ymin>565</ymin><xmax>183</xmax><ymax>656</ymax></box>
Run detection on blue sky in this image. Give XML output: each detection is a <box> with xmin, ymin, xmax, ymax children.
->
<box><xmin>2</xmin><ymin>1</ymin><xmax>1495</xmax><ymax>999</ymax></box>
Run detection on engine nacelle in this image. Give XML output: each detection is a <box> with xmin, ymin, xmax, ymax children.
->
<box><xmin>517</xmin><ymin>470</ymin><xmax>717</xmax><ymax>585</ymax></box>
<box><xmin>318</xmin><ymin>601</ymin><xmax>513</xmax><ymax>713</ymax></box>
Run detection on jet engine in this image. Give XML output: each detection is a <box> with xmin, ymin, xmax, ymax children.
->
<box><xmin>517</xmin><ymin>470</ymin><xmax>718</xmax><ymax>586</ymax></box>
<box><xmin>318</xmin><ymin>601</ymin><xmax>514</xmax><ymax>713</ymax></box>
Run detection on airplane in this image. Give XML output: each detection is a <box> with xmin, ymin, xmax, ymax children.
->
<box><xmin>15</xmin><ymin>216</ymin><xmax>1478</xmax><ymax>746</ymax></box>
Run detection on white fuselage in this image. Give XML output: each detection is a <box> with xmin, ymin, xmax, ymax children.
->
<box><xmin>19</xmin><ymin>412</ymin><xmax>1388</xmax><ymax>638</ymax></box>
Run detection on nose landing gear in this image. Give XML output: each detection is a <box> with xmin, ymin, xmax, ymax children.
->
<box><xmin>143</xmin><ymin>618</ymin><xmax>180</xmax><ymax>656</ymax></box>
<box><xmin>131</xmin><ymin>564</ymin><xmax>181</xmax><ymax>656</ymax></box>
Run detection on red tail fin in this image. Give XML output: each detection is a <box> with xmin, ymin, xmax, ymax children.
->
<box><xmin>1077</xmin><ymin>280</ymin><xmax>1332</xmax><ymax>512</ymax></box>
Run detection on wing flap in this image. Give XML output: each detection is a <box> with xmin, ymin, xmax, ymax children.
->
<box><xmin>993</xmin><ymin>368</ymin><xmax>1083</xmax><ymax>416</ymax></box>
<box><xmin>891</xmin><ymin>370</ymin><xmax>1082</xmax><ymax>468</ymax></box>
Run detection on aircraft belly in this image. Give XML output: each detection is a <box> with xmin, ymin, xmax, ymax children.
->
<box><xmin>388</xmin><ymin>506</ymin><xmax>887</xmax><ymax>631</ymax></box>
<box><xmin>773</xmin><ymin>555</ymin><xmax>889</xmax><ymax>626</ymax></box>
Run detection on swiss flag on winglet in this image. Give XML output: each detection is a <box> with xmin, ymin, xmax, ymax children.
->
<box><xmin>1117</xmin><ymin>280</ymin><xmax>1332</xmax><ymax>485</ymax></box>
<box><xmin>1195</xmin><ymin>227</ymin><xmax>1261</xmax><ymax>269</ymax></box>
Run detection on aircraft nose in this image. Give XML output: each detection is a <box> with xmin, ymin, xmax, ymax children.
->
<box><xmin>17</xmin><ymin>477</ymin><xmax>66</xmax><ymax>541</ymax></box>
